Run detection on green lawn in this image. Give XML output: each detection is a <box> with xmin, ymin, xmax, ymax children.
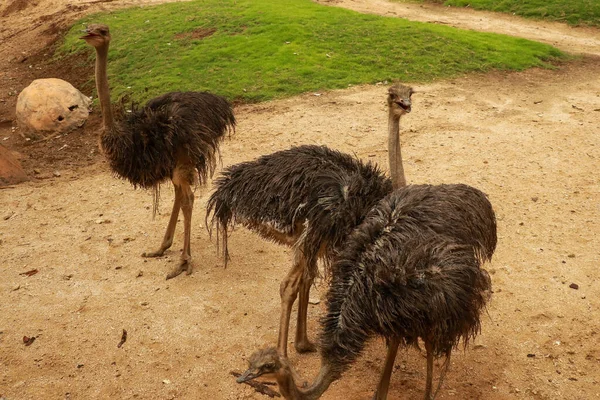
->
<box><xmin>59</xmin><ymin>0</ymin><xmax>564</xmax><ymax>104</ymax></box>
<box><xmin>421</xmin><ymin>0</ymin><xmax>600</xmax><ymax>27</ymax></box>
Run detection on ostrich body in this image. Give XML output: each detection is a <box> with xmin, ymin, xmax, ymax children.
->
<box><xmin>207</xmin><ymin>84</ymin><xmax>413</xmax><ymax>356</ymax></box>
<box><xmin>238</xmin><ymin>184</ymin><xmax>495</xmax><ymax>400</ymax></box>
<box><xmin>208</xmin><ymin>145</ymin><xmax>393</xmax><ymax>354</ymax></box>
<box><xmin>82</xmin><ymin>24</ymin><xmax>235</xmax><ymax>279</ymax></box>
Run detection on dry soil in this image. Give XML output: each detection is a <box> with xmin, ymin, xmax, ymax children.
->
<box><xmin>1</xmin><ymin>0</ymin><xmax>599</xmax><ymax>399</ymax></box>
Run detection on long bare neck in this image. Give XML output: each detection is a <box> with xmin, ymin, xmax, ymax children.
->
<box><xmin>388</xmin><ymin>111</ymin><xmax>406</xmax><ymax>189</ymax></box>
<box><xmin>94</xmin><ymin>44</ymin><xmax>114</xmax><ymax>131</ymax></box>
<box><xmin>275</xmin><ymin>361</ymin><xmax>337</xmax><ymax>400</ymax></box>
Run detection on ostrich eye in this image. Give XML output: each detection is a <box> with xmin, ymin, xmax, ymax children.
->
<box><xmin>264</xmin><ymin>363</ymin><xmax>275</xmax><ymax>369</ymax></box>
<box><xmin>100</xmin><ymin>29</ymin><xmax>107</xmax><ymax>35</ymax></box>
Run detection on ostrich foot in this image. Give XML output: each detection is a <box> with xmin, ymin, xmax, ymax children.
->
<box><xmin>294</xmin><ymin>339</ymin><xmax>317</xmax><ymax>354</ymax></box>
<box><xmin>141</xmin><ymin>249</ymin><xmax>167</xmax><ymax>258</ymax></box>
<box><xmin>166</xmin><ymin>259</ymin><xmax>193</xmax><ymax>280</ymax></box>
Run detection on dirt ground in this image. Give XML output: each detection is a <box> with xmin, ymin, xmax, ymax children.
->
<box><xmin>1</xmin><ymin>0</ymin><xmax>599</xmax><ymax>399</ymax></box>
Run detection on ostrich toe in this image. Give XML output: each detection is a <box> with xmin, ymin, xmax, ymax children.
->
<box><xmin>166</xmin><ymin>259</ymin><xmax>192</xmax><ymax>280</ymax></box>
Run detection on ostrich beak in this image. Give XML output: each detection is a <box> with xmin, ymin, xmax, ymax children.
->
<box><xmin>236</xmin><ymin>368</ymin><xmax>264</xmax><ymax>383</ymax></box>
<box><xmin>80</xmin><ymin>29</ymin><xmax>97</xmax><ymax>40</ymax></box>
<box><xmin>396</xmin><ymin>100</ymin><xmax>411</xmax><ymax>113</ymax></box>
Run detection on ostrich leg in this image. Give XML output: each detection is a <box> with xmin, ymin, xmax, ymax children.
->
<box><xmin>432</xmin><ymin>351</ymin><xmax>452</xmax><ymax>400</ymax></box>
<box><xmin>277</xmin><ymin>255</ymin><xmax>305</xmax><ymax>357</ymax></box>
<box><xmin>166</xmin><ymin>178</ymin><xmax>194</xmax><ymax>279</ymax></box>
<box><xmin>424</xmin><ymin>341</ymin><xmax>435</xmax><ymax>400</ymax></box>
<box><xmin>142</xmin><ymin>185</ymin><xmax>182</xmax><ymax>259</ymax></box>
<box><xmin>295</xmin><ymin>273</ymin><xmax>317</xmax><ymax>353</ymax></box>
<box><xmin>372</xmin><ymin>337</ymin><xmax>400</xmax><ymax>400</ymax></box>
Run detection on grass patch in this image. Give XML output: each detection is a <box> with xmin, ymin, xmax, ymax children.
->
<box><xmin>59</xmin><ymin>0</ymin><xmax>563</xmax><ymax>104</ymax></box>
<box><xmin>419</xmin><ymin>0</ymin><xmax>600</xmax><ymax>27</ymax></box>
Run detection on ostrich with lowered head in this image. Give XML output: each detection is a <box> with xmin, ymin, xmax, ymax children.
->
<box><xmin>237</xmin><ymin>184</ymin><xmax>495</xmax><ymax>400</ymax></box>
<box><xmin>81</xmin><ymin>24</ymin><xmax>235</xmax><ymax>279</ymax></box>
<box><xmin>207</xmin><ymin>84</ymin><xmax>413</xmax><ymax>356</ymax></box>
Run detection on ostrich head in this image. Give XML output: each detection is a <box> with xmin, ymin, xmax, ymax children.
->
<box><xmin>237</xmin><ymin>347</ymin><xmax>282</xmax><ymax>383</ymax></box>
<box><xmin>387</xmin><ymin>83</ymin><xmax>414</xmax><ymax>116</ymax></box>
<box><xmin>80</xmin><ymin>24</ymin><xmax>111</xmax><ymax>48</ymax></box>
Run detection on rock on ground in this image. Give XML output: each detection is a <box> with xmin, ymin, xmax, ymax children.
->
<box><xmin>0</xmin><ymin>144</ymin><xmax>27</xmax><ymax>186</ymax></box>
<box><xmin>16</xmin><ymin>78</ymin><xmax>91</xmax><ymax>139</ymax></box>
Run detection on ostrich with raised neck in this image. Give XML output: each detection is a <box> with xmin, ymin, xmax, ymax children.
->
<box><xmin>81</xmin><ymin>24</ymin><xmax>235</xmax><ymax>279</ymax></box>
<box><xmin>387</xmin><ymin>83</ymin><xmax>412</xmax><ymax>189</ymax></box>
<box><xmin>207</xmin><ymin>84</ymin><xmax>413</xmax><ymax>357</ymax></box>
<box><xmin>238</xmin><ymin>184</ymin><xmax>496</xmax><ymax>400</ymax></box>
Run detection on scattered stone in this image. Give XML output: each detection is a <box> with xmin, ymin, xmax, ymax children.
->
<box><xmin>531</xmin><ymin>196</ymin><xmax>539</xmax><ymax>202</ymax></box>
<box><xmin>569</xmin><ymin>283</ymin><xmax>579</xmax><ymax>290</ymax></box>
<box><xmin>23</xmin><ymin>335</ymin><xmax>36</xmax><ymax>346</ymax></box>
<box><xmin>19</xmin><ymin>268</ymin><xmax>38</xmax><ymax>277</ymax></box>
<box><xmin>117</xmin><ymin>329</ymin><xmax>127</xmax><ymax>348</ymax></box>
<box><xmin>527</xmin><ymin>353</ymin><xmax>536</xmax><ymax>358</ymax></box>
<box><xmin>53</xmin><ymin>171</ymin><xmax>61</xmax><ymax>177</ymax></box>
<box><xmin>95</xmin><ymin>218</ymin><xmax>111</xmax><ymax>224</ymax></box>
<box><xmin>16</xmin><ymin>78</ymin><xmax>91</xmax><ymax>139</ymax></box>
<box><xmin>567</xmin><ymin>253</ymin><xmax>575</xmax><ymax>258</ymax></box>
<box><xmin>0</xmin><ymin>144</ymin><xmax>28</xmax><ymax>186</ymax></box>
<box><xmin>308</xmin><ymin>298</ymin><xmax>320</xmax><ymax>305</ymax></box>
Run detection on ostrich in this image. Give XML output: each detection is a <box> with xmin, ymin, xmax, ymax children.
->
<box><xmin>81</xmin><ymin>24</ymin><xmax>235</xmax><ymax>279</ymax></box>
<box><xmin>206</xmin><ymin>84</ymin><xmax>413</xmax><ymax>356</ymax></box>
<box><xmin>237</xmin><ymin>184</ymin><xmax>495</xmax><ymax>400</ymax></box>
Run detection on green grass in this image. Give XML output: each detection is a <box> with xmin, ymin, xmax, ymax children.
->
<box><xmin>59</xmin><ymin>0</ymin><xmax>564</xmax><ymax>104</ymax></box>
<box><xmin>420</xmin><ymin>0</ymin><xmax>600</xmax><ymax>27</ymax></box>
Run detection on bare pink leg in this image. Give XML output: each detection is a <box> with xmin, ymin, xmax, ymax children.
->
<box><xmin>424</xmin><ymin>341</ymin><xmax>434</xmax><ymax>400</ymax></box>
<box><xmin>277</xmin><ymin>256</ymin><xmax>305</xmax><ymax>358</ymax></box>
<box><xmin>166</xmin><ymin>181</ymin><xmax>194</xmax><ymax>279</ymax></box>
<box><xmin>294</xmin><ymin>274</ymin><xmax>317</xmax><ymax>353</ymax></box>
<box><xmin>372</xmin><ymin>337</ymin><xmax>400</xmax><ymax>400</ymax></box>
<box><xmin>142</xmin><ymin>184</ymin><xmax>181</xmax><ymax>258</ymax></box>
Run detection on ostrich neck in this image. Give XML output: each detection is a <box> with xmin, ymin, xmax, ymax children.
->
<box><xmin>94</xmin><ymin>45</ymin><xmax>114</xmax><ymax>131</ymax></box>
<box><xmin>388</xmin><ymin>111</ymin><xmax>406</xmax><ymax>189</ymax></box>
<box><xmin>275</xmin><ymin>361</ymin><xmax>337</xmax><ymax>400</ymax></box>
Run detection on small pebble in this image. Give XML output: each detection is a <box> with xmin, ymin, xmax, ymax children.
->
<box><xmin>569</xmin><ymin>283</ymin><xmax>579</xmax><ymax>290</ymax></box>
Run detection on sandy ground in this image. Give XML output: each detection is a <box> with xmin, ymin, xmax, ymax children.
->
<box><xmin>1</xmin><ymin>0</ymin><xmax>599</xmax><ymax>399</ymax></box>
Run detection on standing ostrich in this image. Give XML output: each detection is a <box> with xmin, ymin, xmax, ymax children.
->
<box><xmin>81</xmin><ymin>24</ymin><xmax>235</xmax><ymax>279</ymax></box>
<box><xmin>207</xmin><ymin>84</ymin><xmax>413</xmax><ymax>356</ymax></box>
<box><xmin>237</xmin><ymin>184</ymin><xmax>495</xmax><ymax>400</ymax></box>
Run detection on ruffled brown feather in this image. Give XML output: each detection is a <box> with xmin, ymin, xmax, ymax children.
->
<box><xmin>206</xmin><ymin>145</ymin><xmax>392</xmax><ymax>271</ymax></box>
<box><xmin>319</xmin><ymin>184</ymin><xmax>495</xmax><ymax>370</ymax></box>
<box><xmin>101</xmin><ymin>91</ymin><xmax>235</xmax><ymax>189</ymax></box>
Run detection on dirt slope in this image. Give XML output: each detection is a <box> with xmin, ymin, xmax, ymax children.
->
<box><xmin>1</xmin><ymin>1</ymin><xmax>599</xmax><ymax>399</ymax></box>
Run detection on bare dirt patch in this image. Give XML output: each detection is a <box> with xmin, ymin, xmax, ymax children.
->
<box><xmin>0</xmin><ymin>1</ymin><xmax>599</xmax><ymax>400</ymax></box>
<box><xmin>175</xmin><ymin>27</ymin><xmax>217</xmax><ymax>40</ymax></box>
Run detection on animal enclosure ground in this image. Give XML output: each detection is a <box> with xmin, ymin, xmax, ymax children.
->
<box><xmin>1</xmin><ymin>1</ymin><xmax>599</xmax><ymax>399</ymax></box>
